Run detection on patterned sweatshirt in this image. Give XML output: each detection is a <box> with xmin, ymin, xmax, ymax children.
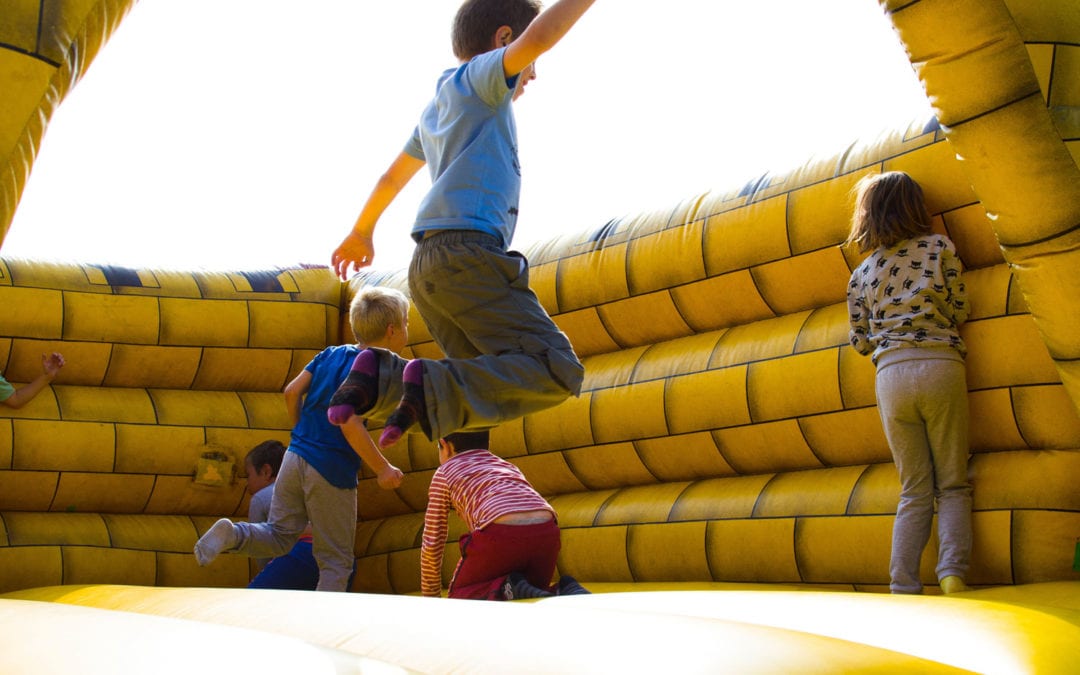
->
<box><xmin>847</xmin><ymin>233</ymin><xmax>969</xmax><ymax>365</ymax></box>
<box><xmin>420</xmin><ymin>449</ymin><xmax>554</xmax><ymax>597</ymax></box>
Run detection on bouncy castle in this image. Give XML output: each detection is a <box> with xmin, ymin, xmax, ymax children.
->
<box><xmin>1</xmin><ymin>0</ymin><xmax>1079</xmax><ymax>672</ymax></box>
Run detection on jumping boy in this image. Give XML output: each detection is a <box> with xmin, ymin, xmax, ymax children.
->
<box><xmin>327</xmin><ymin>0</ymin><xmax>594</xmax><ymax>448</ymax></box>
<box><xmin>421</xmin><ymin>430</ymin><xmax>589</xmax><ymax>599</ymax></box>
<box><xmin>194</xmin><ymin>287</ymin><xmax>409</xmax><ymax>591</ymax></box>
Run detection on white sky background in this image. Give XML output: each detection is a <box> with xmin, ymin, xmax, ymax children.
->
<box><xmin>4</xmin><ymin>0</ymin><xmax>933</xmax><ymax>272</ymax></box>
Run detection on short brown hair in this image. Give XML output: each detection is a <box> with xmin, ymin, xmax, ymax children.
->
<box><xmin>443</xmin><ymin>430</ymin><xmax>490</xmax><ymax>452</ymax></box>
<box><xmin>452</xmin><ymin>0</ymin><xmax>542</xmax><ymax>61</ymax></box>
<box><xmin>846</xmin><ymin>171</ymin><xmax>933</xmax><ymax>253</ymax></box>
<box><xmin>349</xmin><ymin>286</ymin><xmax>409</xmax><ymax>346</ymax></box>
<box><xmin>245</xmin><ymin>439</ymin><xmax>286</xmax><ymax>477</ymax></box>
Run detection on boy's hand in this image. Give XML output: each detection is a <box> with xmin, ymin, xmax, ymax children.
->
<box><xmin>41</xmin><ymin>352</ymin><xmax>65</xmax><ymax>379</ymax></box>
<box><xmin>331</xmin><ymin>233</ymin><xmax>375</xmax><ymax>279</ymax></box>
<box><xmin>376</xmin><ymin>464</ymin><xmax>404</xmax><ymax>490</ymax></box>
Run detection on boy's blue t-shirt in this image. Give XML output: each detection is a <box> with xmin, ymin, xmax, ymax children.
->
<box><xmin>405</xmin><ymin>47</ymin><xmax>520</xmax><ymax>249</ymax></box>
<box><xmin>0</xmin><ymin>373</ymin><xmax>13</xmax><ymax>402</ymax></box>
<box><xmin>288</xmin><ymin>344</ymin><xmax>362</xmax><ymax>489</ymax></box>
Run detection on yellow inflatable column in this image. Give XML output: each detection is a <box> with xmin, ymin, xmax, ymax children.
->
<box><xmin>884</xmin><ymin>0</ymin><xmax>1080</xmax><ymax>411</ymax></box>
<box><xmin>0</xmin><ymin>0</ymin><xmax>137</xmax><ymax>243</ymax></box>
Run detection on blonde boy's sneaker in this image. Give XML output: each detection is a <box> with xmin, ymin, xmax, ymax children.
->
<box><xmin>940</xmin><ymin>576</ymin><xmax>971</xmax><ymax>594</ymax></box>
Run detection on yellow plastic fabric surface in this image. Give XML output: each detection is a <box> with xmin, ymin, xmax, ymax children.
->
<box><xmin>0</xmin><ymin>596</ymin><xmax>400</xmax><ymax>674</ymax></box>
<box><xmin>6</xmin><ymin>582</ymin><xmax>1080</xmax><ymax>674</ymax></box>
<box><xmin>0</xmin><ymin>584</ymin><xmax>997</xmax><ymax>674</ymax></box>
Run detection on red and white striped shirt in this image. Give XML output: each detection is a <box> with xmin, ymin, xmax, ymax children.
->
<box><xmin>420</xmin><ymin>449</ymin><xmax>553</xmax><ymax>597</ymax></box>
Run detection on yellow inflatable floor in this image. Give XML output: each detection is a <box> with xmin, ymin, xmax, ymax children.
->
<box><xmin>5</xmin><ymin>581</ymin><xmax>1080</xmax><ymax>673</ymax></box>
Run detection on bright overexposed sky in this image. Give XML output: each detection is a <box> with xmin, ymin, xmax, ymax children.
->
<box><xmin>4</xmin><ymin>0</ymin><xmax>932</xmax><ymax>272</ymax></box>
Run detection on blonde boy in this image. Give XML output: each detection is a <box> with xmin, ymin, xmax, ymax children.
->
<box><xmin>195</xmin><ymin>287</ymin><xmax>409</xmax><ymax>591</ymax></box>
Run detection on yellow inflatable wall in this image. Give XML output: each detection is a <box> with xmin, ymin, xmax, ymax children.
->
<box><xmin>1</xmin><ymin>0</ymin><xmax>1079</xmax><ymax>672</ymax></box>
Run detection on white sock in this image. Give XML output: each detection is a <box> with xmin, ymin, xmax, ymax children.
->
<box><xmin>193</xmin><ymin>518</ymin><xmax>238</xmax><ymax>566</ymax></box>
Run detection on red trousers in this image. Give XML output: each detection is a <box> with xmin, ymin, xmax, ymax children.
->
<box><xmin>448</xmin><ymin>520</ymin><xmax>561</xmax><ymax>600</ymax></box>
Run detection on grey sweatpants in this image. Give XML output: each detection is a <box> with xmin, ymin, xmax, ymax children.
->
<box><xmin>232</xmin><ymin>451</ymin><xmax>357</xmax><ymax>592</ymax></box>
<box><xmin>367</xmin><ymin>231</ymin><xmax>584</xmax><ymax>439</ymax></box>
<box><xmin>875</xmin><ymin>355</ymin><xmax>972</xmax><ymax>594</ymax></box>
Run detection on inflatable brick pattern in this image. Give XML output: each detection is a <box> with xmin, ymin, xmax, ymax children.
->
<box><xmin>0</xmin><ymin>263</ymin><xmax>355</xmax><ymax>590</ymax></box>
<box><xmin>351</xmin><ymin>130</ymin><xmax>1080</xmax><ymax>594</ymax></box>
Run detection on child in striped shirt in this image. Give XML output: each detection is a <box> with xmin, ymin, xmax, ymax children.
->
<box><xmin>420</xmin><ymin>430</ymin><xmax>589</xmax><ymax>600</ymax></box>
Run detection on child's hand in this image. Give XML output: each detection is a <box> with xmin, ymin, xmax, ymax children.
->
<box><xmin>41</xmin><ymin>352</ymin><xmax>65</xmax><ymax>379</ymax></box>
<box><xmin>331</xmin><ymin>233</ymin><xmax>376</xmax><ymax>280</ymax></box>
<box><xmin>376</xmin><ymin>464</ymin><xmax>404</xmax><ymax>490</ymax></box>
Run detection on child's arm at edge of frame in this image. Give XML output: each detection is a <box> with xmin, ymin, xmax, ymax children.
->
<box><xmin>341</xmin><ymin>416</ymin><xmax>404</xmax><ymax>490</ymax></box>
<box><xmin>503</xmin><ymin>0</ymin><xmax>596</xmax><ymax>78</ymax></box>
<box><xmin>0</xmin><ymin>352</ymin><xmax>65</xmax><ymax>409</ymax></box>
<box><xmin>332</xmin><ymin>151</ymin><xmax>426</xmax><ymax>279</ymax></box>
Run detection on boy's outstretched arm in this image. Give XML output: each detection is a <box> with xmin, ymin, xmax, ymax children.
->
<box><xmin>332</xmin><ymin>151</ymin><xmax>426</xmax><ymax>279</ymax></box>
<box><xmin>503</xmin><ymin>0</ymin><xmax>596</xmax><ymax>78</ymax></box>
<box><xmin>340</xmin><ymin>416</ymin><xmax>404</xmax><ymax>489</ymax></box>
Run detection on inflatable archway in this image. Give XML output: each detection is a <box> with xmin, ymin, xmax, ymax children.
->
<box><xmin>2</xmin><ymin>1</ymin><xmax>1080</xmax><ymax>672</ymax></box>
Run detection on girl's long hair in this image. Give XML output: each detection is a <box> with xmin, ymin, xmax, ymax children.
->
<box><xmin>846</xmin><ymin>171</ymin><xmax>933</xmax><ymax>252</ymax></box>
